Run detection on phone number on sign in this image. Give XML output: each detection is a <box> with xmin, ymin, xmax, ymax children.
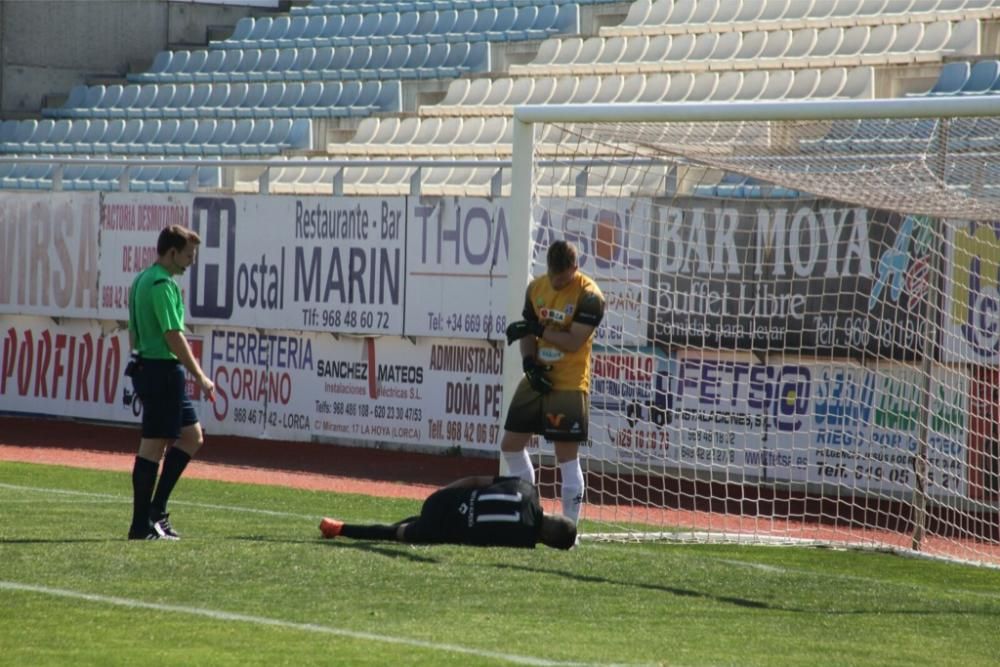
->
<box><xmin>443</xmin><ymin>313</ymin><xmax>507</xmax><ymax>335</ymax></box>
<box><xmin>231</xmin><ymin>407</ymin><xmax>310</xmax><ymax>430</ymax></box>
<box><xmin>304</xmin><ymin>308</ymin><xmax>392</xmax><ymax>330</ymax></box>
<box><xmin>330</xmin><ymin>402</ymin><xmax>422</xmax><ymax>422</ymax></box>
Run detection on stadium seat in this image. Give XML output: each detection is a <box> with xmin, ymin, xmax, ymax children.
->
<box><xmin>733</xmin><ymin>69</ymin><xmax>768</xmax><ymax>100</ymax></box>
<box><xmin>304</xmin><ymin>81</ymin><xmax>344</xmax><ymax>118</ymax></box>
<box><xmin>257</xmin><ymin>16</ymin><xmax>291</xmax><ymax>49</ymax></box>
<box><xmin>219</xmin><ymin>119</ymin><xmax>253</xmax><ymax>155</ymax></box>
<box><xmin>225</xmin><ymin>17</ymin><xmax>255</xmax><ymax>44</ymax></box>
<box><xmin>852</xmin><ymin>23</ymin><xmax>893</xmax><ymax>65</ymax></box>
<box><xmin>200</xmin><ymin>83</ymin><xmax>230</xmax><ymax>117</ymax></box>
<box><xmin>926</xmin><ymin>61</ymin><xmax>972</xmax><ymax>94</ymax></box>
<box><xmin>123</xmin><ymin>86</ymin><xmax>153</xmax><ymax>119</ymax></box>
<box><xmin>40</xmin><ymin>119</ymin><xmax>72</xmax><ymax>153</ymax></box>
<box><xmin>232</xmin><ymin>83</ymin><xmax>263</xmax><ymax>118</ymax></box>
<box><xmin>758</xmin><ymin>69</ymin><xmax>796</xmax><ymax>99</ymax></box>
<box><xmin>109</xmin><ymin>119</ymin><xmax>142</xmax><ymax>154</ymax></box>
<box><xmin>244</xmin><ymin>49</ymin><xmax>278</xmax><ymax>82</ymax></box>
<box><xmin>138</xmin><ymin>119</ymin><xmax>172</xmax><ymax>154</ymax></box>
<box><xmin>732</xmin><ymin>30</ymin><xmax>768</xmax><ymax>63</ymax></box>
<box><xmin>91</xmin><ymin>85</ymin><xmax>123</xmax><ymax>119</ymax></box>
<box><xmin>163</xmin><ymin>119</ymin><xmax>195</xmax><ymax>155</ymax></box>
<box><xmin>179</xmin><ymin>84</ymin><xmax>211</xmax><ymax>118</ymax></box>
<box><xmin>273</xmin><ymin>80</ymin><xmax>304</xmax><ymax>110</ymax></box>
<box><xmin>172</xmin><ymin>50</ymin><xmax>208</xmax><ymax>83</ymax></box>
<box><xmin>275</xmin><ymin>15</ymin><xmax>309</xmax><ymax>48</ymax></box>
<box><xmin>210</xmin><ymin>118</ymin><xmax>236</xmax><ymax>147</ymax></box>
<box><xmin>182</xmin><ymin>119</ymin><xmax>216</xmax><ymax>155</ymax></box>
<box><xmin>92</xmin><ymin>119</ymin><xmax>126</xmax><ymax>153</ymax></box>
<box><xmin>961</xmin><ymin>59</ymin><xmax>1000</xmax><ymax>93</ymax></box>
<box><xmin>647</xmin><ymin>73</ymin><xmax>689</xmax><ymax>102</ymax></box>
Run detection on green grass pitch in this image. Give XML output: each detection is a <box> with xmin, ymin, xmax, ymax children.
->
<box><xmin>2</xmin><ymin>461</ymin><xmax>999</xmax><ymax>666</ymax></box>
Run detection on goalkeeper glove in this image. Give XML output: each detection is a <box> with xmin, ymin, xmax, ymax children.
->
<box><xmin>506</xmin><ymin>320</ymin><xmax>545</xmax><ymax>345</ymax></box>
<box><xmin>523</xmin><ymin>357</ymin><xmax>553</xmax><ymax>395</ymax></box>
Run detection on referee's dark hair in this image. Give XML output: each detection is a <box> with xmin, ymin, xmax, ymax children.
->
<box><xmin>157</xmin><ymin>225</ymin><xmax>202</xmax><ymax>256</ymax></box>
<box><xmin>546</xmin><ymin>240</ymin><xmax>578</xmax><ymax>274</ymax></box>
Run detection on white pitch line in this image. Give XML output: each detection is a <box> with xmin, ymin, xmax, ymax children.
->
<box><xmin>0</xmin><ymin>482</ymin><xmax>318</xmax><ymax>520</ymax></box>
<box><xmin>0</xmin><ymin>581</ymin><xmax>592</xmax><ymax>667</ymax></box>
<box><xmin>706</xmin><ymin>556</ymin><xmax>1000</xmax><ymax>601</ymax></box>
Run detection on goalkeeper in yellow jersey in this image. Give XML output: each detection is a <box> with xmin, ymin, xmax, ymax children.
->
<box><xmin>501</xmin><ymin>240</ymin><xmax>605</xmax><ymax>525</ymax></box>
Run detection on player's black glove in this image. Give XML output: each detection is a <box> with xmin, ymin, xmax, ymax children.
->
<box><xmin>506</xmin><ymin>320</ymin><xmax>545</xmax><ymax>345</ymax></box>
<box><xmin>523</xmin><ymin>357</ymin><xmax>553</xmax><ymax>395</ymax></box>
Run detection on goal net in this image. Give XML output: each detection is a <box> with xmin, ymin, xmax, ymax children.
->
<box><xmin>507</xmin><ymin>98</ymin><xmax>1000</xmax><ymax>567</ymax></box>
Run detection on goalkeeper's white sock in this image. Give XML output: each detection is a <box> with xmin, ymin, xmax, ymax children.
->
<box><xmin>502</xmin><ymin>449</ymin><xmax>535</xmax><ymax>484</ymax></box>
<box><xmin>559</xmin><ymin>459</ymin><xmax>585</xmax><ymax>524</ymax></box>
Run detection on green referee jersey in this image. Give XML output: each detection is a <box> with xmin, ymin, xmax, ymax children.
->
<box><xmin>128</xmin><ymin>264</ymin><xmax>185</xmax><ymax>360</ymax></box>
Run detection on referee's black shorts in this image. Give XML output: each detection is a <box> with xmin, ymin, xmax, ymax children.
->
<box><xmin>132</xmin><ymin>358</ymin><xmax>199</xmax><ymax>439</ymax></box>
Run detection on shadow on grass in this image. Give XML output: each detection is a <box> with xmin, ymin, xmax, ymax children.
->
<box><xmin>0</xmin><ymin>538</ymin><xmax>121</xmax><ymax>544</ymax></box>
<box><xmin>494</xmin><ymin>562</ymin><xmax>779</xmax><ymax>610</ymax></box>
<box><xmin>493</xmin><ymin>563</ymin><xmax>1000</xmax><ymax>616</ymax></box>
<box><xmin>231</xmin><ymin>534</ymin><xmax>441</xmax><ymax>563</ymax></box>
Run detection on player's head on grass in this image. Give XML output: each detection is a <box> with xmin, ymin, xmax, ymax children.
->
<box><xmin>539</xmin><ymin>513</ymin><xmax>577</xmax><ymax>550</ymax></box>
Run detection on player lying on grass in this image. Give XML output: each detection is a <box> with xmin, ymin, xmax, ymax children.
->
<box><xmin>319</xmin><ymin>476</ymin><xmax>577</xmax><ymax>550</ymax></box>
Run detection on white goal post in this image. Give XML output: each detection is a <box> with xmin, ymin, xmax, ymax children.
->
<box><xmin>506</xmin><ymin>97</ymin><xmax>1000</xmax><ymax>567</ymax></box>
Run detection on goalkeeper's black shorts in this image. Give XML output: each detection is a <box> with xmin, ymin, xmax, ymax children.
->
<box><xmin>503</xmin><ymin>377</ymin><xmax>589</xmax><ymax>442</ymax></box>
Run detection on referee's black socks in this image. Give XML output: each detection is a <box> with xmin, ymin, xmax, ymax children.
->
<box><xmin>151</xmin><ymin>447</ymin><xmax>192</xmax><ymax>519</ymax></box>
<box><xmin>130</xmin><ymin>456</ymin><xmax>159</xmax><ymax>533</ymax></box>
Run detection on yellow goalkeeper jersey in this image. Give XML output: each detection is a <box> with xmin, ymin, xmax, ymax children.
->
<box><xmin>523</xmin><ymin>271</ymin><xmax>605</xmax><ymax>392</ymax></box>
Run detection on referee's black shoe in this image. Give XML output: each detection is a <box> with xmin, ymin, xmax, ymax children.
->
<box><xmin>128</xmin><ymin>522</ymin><xmax>166</xmax><ymax>540</ymax></box>
<box><xmin>151</xmin><ymin>513</ymin><xmax>180</xmax><ymax>539</ymax></box>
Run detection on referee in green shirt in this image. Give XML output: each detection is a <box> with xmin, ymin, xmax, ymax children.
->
<box><xmin>127</xmin><ymin>224</ymin><xmax>215</xmax><ymax>540</ymax></box>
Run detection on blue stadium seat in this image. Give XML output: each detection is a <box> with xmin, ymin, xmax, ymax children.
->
<box><xmin>276</xmin><ymin>15</ymin><xmax>310</xmax><ymax>48</ymax></box>
<box><xmin>221</xmin><ymin>119</ymin><xmax>254</xmax><ymax>155</ymax></box>
<box><xmin>246</xmin><ymin>49</ymin><xmax>279</xmax><ymax>82</ymax></box>
<box><xmin>226</xmin><ymin>17</ymin><xmax>255</xmax><ymax>44</ymax></box>
<box><xmin>0</xmin><ymin>119</ymin><xmax>21</xmax><ymax>145</ymax></box>
<box><xmin>399</xmin><ymin>43</ymin><xmax>431</xmax><ymax>78</ymax></box>
<box><xmin>137</xmin><ymin>119</ymin><xmax>170</xmax><ymax>154</ymax></box>
<box><xmin>181</xmin><ymin>84</ymin><xmax>212</xmax><ymax>118</ymax></box>
<box><xmin>76</xmin><ymin>118</ymin><xmax>108</xmax><ymax>152</ymax></box>
<box><xmin>257</xmin><ymin>17</ymin><xmax>289</xmax><ymax>49</ymax></box>
<box><xmin>57</xmin><ymin>120</ymin><xmax>89</xmax><ymax>153</ymax></box>
<box><xmin>926</xmin><ymin>62</ymin><xmax>971</xmax><ymax>95</ymax></box>
<box><xmin>93</xmin><ymin>119</ymin><xmax>126</xmax><ymax>153</ymax></box>
<box><xmin>41</xmin><ymin>120</ymin><xmax>72</xmax><ymax>152</ymax></box>
<box><xmin>265</xmin><ymin>49</ymin><xmax>297</xmax><ymax>80</ymax></box>
<box><xmin>306</xmin><ymin>81</ymin><xmax>344</xmax><ymax>118</ymax></box>
<box><xmin>201</xmin><ymin>83</ymin><xmax>231</xmax><ymax>116</ymax></box>
<box><xmin>233</xmin><ymin>48</ymin><xmax>263</xmax><ymax>80</ymax></box>
<box><xmin>485</xmin><ymin>6</ymin><xmax>518</xmax><ymax>40</ymax></box>
<box><xmin>164</xmin><ymin>119</ymin><xmax>197</xmax><ymax>155</ymax></box>
<box><xmin>3</xmin><ymin>120</ymin><xmax>34</xmax><ymax>152</ymax></box>
<box><xmin>146</xmin><ymin>84</ymin><xmax>175</xmax><ymax>118</ymax></box>
<box><xmin>217</xmin><ymin>83</ymin><xmax>246</xmax><ymax>117</ymax></box>
<box><xmin>212</xmin><ymin>119</ymin><xmax>237</xmax><ymax>148</ymax></box>
<box><xmin>280</xmin><ymin>81</ymin><xmax>309</xmax><ymax>114</ymax></box>
<box><xmin>287</xmin><ymin>81</ymin><xmax>323</xmax><ymax>116</ymax></box>
<box><xmin>962</xmin><ymin>60</ymin><xmax>1000</xmax><ymax>93</ymax></box>
<box><xmin>126</xmin><ymin>86</ymin><xmax>156</xmax><ymax>119</ymax></box>
<box><xmin>335</xmin><ymin>81</ymin><xmax>364</xmax><ymax>110</ymax></box>
<box><xmin>229</xmin><ymin>82</ymin><xmax>257</xmax><ymax>118</ymax></box>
